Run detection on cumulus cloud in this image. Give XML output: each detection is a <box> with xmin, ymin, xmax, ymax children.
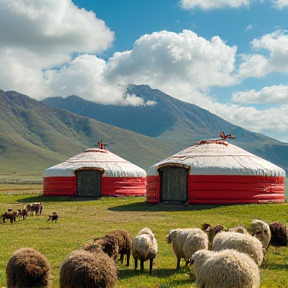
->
<box><xmin>232</xmin><ymin>85</ymin><xmax>288</xmax><ymax>104</ymax></box>
<box><xmin>104</xmin><ymin>30</ymin><xmax>238</xmax><ymax>94</ymax></box>
<box><xmin>238</xmin><ymin>30</ymin><xmax>288</xmax><ymax>79</ymax></box>
<box><xmin>0</xmin><ymin>0</ymin><xmax>114</xmax><ymax>99</ymax></box>
<box><xmin>273</xmin><ymin>0</ymin><xmax>288</xmax><ymax>9</ymax></box>
<box><xmin>179</xmin><ymin>0</ymin><xmax>251</xmax><ymax>10</ymax></box>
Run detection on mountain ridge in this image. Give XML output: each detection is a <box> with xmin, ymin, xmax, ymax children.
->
<box><xmin>42</xmin><ymin>84</ymin><xmax>288</xmax><ymax>171</ymax></box>
<box><xmin>0</xmin><ymin>89</ymin><xmax>182</xmax><ymax>176</ymax></box>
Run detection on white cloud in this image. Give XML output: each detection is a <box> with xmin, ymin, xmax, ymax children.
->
<box><xmin>104</xmin><ymin>30</ymin><xmax>238</xmax><ymax>95</ymax></box>
<box><xmin>251</xmin><ymin>30</ymin><xmax>288</xmax><ymax>73</ymax></box>
<box><xmin>200</xmin><ymin>100</ymin><xmax>288</xmax><ymax>142</ymax></box>
<box><xmin>232</xmin><ymin>85</ymin><xmax>288</xmax><ymax>104</ymax></box>
<box><xmin>273</xmin><ymin>0</ymin><xmax>288</xmax><ymax>9</ymax></box>
<box><xmin>238</xmin><ymin>30</ymin><xmax>288</xmax><ymax>78</ymax></box>
<box><xmin>0</xmin><ymin>0</ymin><xmax>114</xmax><ymax>99</ymax></box>
<box><xmin>179</xmin><ymin>0</ymin><xmax>251</xmax><ymax>10</ymax></box>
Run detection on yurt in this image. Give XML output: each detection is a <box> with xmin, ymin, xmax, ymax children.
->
<box><xmin>43</xmin><ymin>147</ymin><xmax>146</xmax><ymax>197</ymax></box>
<box><xmin>147</xmin><ymin>138</ymin><xmax>286</xmax><ymax>204</ymax></box>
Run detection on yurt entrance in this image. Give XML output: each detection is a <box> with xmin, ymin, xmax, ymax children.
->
<box><xmin>159</xmin><ymin>165</ymin><xmax>189</xmax><ymax>203</ymax></box>
<box><xmin>76</xmin><ymin>170</ymin><xmax>102</xmax><ymax>197</ymax></box>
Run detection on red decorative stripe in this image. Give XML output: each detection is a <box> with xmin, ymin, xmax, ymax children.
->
<box><xmin>102</xmin><ymin>177</ymin><xmax>146</xmax><ymax>196</ymax></box>
<box><xmin>43</xmin><ymin>177</ymin><xmax>76</xmax><ymax>196</ymax></box>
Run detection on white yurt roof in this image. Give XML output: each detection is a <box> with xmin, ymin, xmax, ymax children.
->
<box><xmin>44</xmin><ymin>148</ymin><xmax>147</xmax><ymax>177</ymax></box>
<box><xmin>148</xmin><ymin>139</ymin><xmax>286</xmax><ymax>177</ymax></box>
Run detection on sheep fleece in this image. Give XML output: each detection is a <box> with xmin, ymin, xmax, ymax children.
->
<box><xmin>167</xmin><ymin>228</ymin><xmax>208</xmax><ymax>261</ymax></box>
<box><xmin>212</xmin><ymin>231</ymin><xmax>263</xmax><ymax>266</ymax></box>
<box><xmin>191</xmin><ymin>249</ymin><xmax>260</xmax><ymax>288</ymax></box>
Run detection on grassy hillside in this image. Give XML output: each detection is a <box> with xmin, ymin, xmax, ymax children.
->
<box><xmin>0</xmin><ymin>90</ymin><xmax>181</xmax><ymax>179</ymax></box>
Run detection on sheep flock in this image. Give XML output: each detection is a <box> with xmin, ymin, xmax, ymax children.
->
<box><xmin>3</xmin><ymin>219</ymin><xmax>288</xmax><ymax>288</ymax></box>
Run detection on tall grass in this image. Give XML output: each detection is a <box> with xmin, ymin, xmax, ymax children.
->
<box><xmin>0</xmin><ymin>183</ymin><xmax>288</xmax><ymax>288</ymax></box>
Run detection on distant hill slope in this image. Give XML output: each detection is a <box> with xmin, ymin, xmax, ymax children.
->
<box><xmin>0</xmin><ymin>90</ymin><xmax>181</xmax><ymax>177</ymax></box>
<box><xmin>42</xmin><ymin>84</ymin><xmax>288</xmax><ymax>171</ymax></box>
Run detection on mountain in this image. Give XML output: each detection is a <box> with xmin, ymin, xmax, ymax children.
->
<box><xmin>0</xmin><ymin>90</ymin><xmax>181</xmax><ymax>177</ymax></box>
<box><xmin>42</xmin><ymin>84</ymin><xmax>288</xmax><ymax>171</ymax></box>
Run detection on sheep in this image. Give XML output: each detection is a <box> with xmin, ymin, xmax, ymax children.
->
<box><xmin>105</xmin><ymin>229</ymin><xmax>132</xmax><ymax>266</ymax></box>
<box><xmin>6</xmin><ymin>247</ymin><xmax>52</xmax><ymax>288</ymax></box>
<box><xmin>249</xmin><ymin>219</ymin><xmax>271</xmax><ymax>249</ymax></box>
<box><xmin>84</xmin><ymin>235</ymin><xmax>119</xmax><ymax>262</ymax></box>
<box><xmin>83</xmin><ymin>229</ymin><xmax>132</xmax><ymax>266</ymax></box>
<box><xmin>212</xmin><ymin>231</ymin><xmax>264</xmax><ymax>266</ymax></box>
<box><xmin>60</xmin><ymin>249</ymin><xmax>118</xmax><ymax>288</ymax></box>
<box><xmin>201</xmin><ymin>223</ymin><xmax>228</xmax><ymax>248</ymax></box>
<box><xmin>166</xmin><ymin>228</ymin><xmax>208</xmax><ymax>269</ymax></box>
<box><xmin>132</xmin><ymin>227</ymin><xmax>158</xmax><ymax>274</ymax></box>
<box><xmin>268</xmin><ymin>221</ymin><xmax>288</xmax><ymax>246</ymax></box>
<box><xmin>191</xmin><ymin>249</ymin><xmax>260</xmax><ymax>288</ymax></box>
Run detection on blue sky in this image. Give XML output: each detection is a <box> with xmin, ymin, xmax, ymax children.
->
<box><xmin>0</xmin><ymin>0</ymin><xmax>288</xmax><ymax>142</ymax></box>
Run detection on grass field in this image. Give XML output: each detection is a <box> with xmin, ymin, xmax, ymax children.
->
<box><xmin>0</xmin><ymin>182</ymin><xmax>288</xmax><ymax>288</ymax></box>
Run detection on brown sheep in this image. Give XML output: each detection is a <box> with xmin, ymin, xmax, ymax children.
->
<box><xmin>6</xmin><ymin>247</ymin><xmax>52</xmax><ymax>288</ymax></box>
<box><xmin>105</xmin><ymin>229</ymin><xmax>132</xmax><ymax>266</ymax></box>
<box><xmin>269</xmin><ymin>221</ymin><xmax>288</xmax><ymax>246</ymax></box>
<box><xmin>84</xmin><ymin>229</ymin><xmax>132</xmax><ymax>266</ymax></box>
<box><xmin>60</xmin><ymin>249</ymin><xmax>118</xmax><ymax>288</ymax></box>
<box><xmin>201</xmin><ymin>223</ymin><xmax>228</xmax><ymax>248</ymax></box>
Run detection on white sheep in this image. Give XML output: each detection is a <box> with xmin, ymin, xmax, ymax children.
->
<box><xmin>212</xmin><ymin>231</ymin><xmax>264</xmax><ymax>266</ymax></box>
<box><xmin>249</xmin><ymin>219</ymin><xmax>271</xmax><ymax>249</ymax></box>
<box><xmin>132</xmin><ymin>227</ymin><xmax>158</xmax><ymax>274</ymax></box>
<box><xmin>191</xmin><ymin>249</ymin><xmax>260</xmax><ymax>288</ymax></box>
<box><xmin>166</xmin><ymin>228</ymin><xmax>208</xmax><ymax>269</ymax></box>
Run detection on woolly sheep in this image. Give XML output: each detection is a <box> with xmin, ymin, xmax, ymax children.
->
<box><xmin>132</xmin><ymin>227</ymin><xmax>158</xmax><ymax>274</ymax></box>
<box><xmin>212</xmin><ymin>231</ymin><xmax>264</xmax><ymax>266</ymax></box>
<box><xmin>83</xmin><ymin>235</ymin><xmax>119</xmax><ymax>261</ymax></box>
<box><xmin>191</xmin><ymin>249</ymin><xmax>260</xmax><ymax>288</ymax></box>
<box><xmin>83</xmin><ymin>229</ymin><xmax>132</xmax><ymax>266</ymax></box>
<box><xmin>105</xmin><ymin>229</ymin><xmax>132</xmax><ymax>266</ymax></box>
<box><xmin>60</xmin><ymin>249</ymin><xmax>118</xmax><ymax>288</ymax></box>
<box><xmin>249</xmin><ymin>219</ymin><xmax>271</xmax><ymax>249</ymax></box>
<box><xmin>269</xmin><ymin>221</ymin><xmax>288</xmax><ymax>246</ymax></box>
<box><xmin>6</xmin><ymin>247</ymin><xmax>52</xmax><ymax>288</ymax></box>
<box><xmin>166</xmin><ymin>228</ymin><xmax>208</xmax><ymax>269</ymax></box>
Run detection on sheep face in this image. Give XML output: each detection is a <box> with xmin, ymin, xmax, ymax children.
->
<box><xmin>166</xmin><ymin>229</ymin><xmax>177</xmax><ymax>244</ymax></box>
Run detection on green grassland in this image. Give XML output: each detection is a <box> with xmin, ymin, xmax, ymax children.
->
<box><xmin>0</xmin><ymin>182</ymin><xmax>288</xmax><ymax>288</ymax></box>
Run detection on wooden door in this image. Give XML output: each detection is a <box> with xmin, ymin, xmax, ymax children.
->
<box><xmin>160</xmin><ymin>166</ymin><xmax>188</xmax><ymax>203</ymax></box>
<box><xmin>76</xmin><ymin>170</ymin><xmax>102</xmax><ymax>197</ymax></box>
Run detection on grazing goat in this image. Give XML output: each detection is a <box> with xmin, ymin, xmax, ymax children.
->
<box><xmin>17</xmin><ymin>209</ymin><xmax>27</xmax><ymax>220</ymax></box>
<box><xmin>2</xmin><ymin>211</ymin><xmax>17</xmax><ymax>223</ymax></box>
<box><xmin>26</xmin><ymin>202</ymin><xmax>43</xmax><ymax>216</ymax></box>
<box><xmin>47</xmin><ymin>212</ymin><xmax>59</xmax><ymax>222</ymax></box>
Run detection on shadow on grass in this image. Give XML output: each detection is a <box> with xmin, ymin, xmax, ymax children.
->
<box><xmin>15</xmin><ymin>195</ymin><xmax>222</xmax><ymax>212</ymax></box>
<box><xmin>16</xmin><ymin>195</ymin><xmax>101</xmax><ymax>203</ymax></box>
<box><xmin>109</xmin><ymin>201</ymin><xmax>222</xmax><ymax>212</ymax></box>
<box><xmin>118</xmin><ymin>267</ymin><xmax>192</xmax><ymax>279</ymax></box>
